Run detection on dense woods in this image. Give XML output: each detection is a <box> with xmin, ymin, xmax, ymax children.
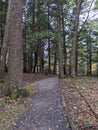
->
<box><xmin>1</xmin><ymin>1</ymin><xmax>98</xmax><ymax>129</ymax></box>
<box><xmin>0</xmin><ymin>0</ymin><xmax>98</xmax><ymax>94</ymax></box>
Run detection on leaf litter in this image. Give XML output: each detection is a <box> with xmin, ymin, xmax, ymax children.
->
<box><xmin>61</xmin><ymin>76</ymin><xmax>98</xmax><ymax>130</ymax></box>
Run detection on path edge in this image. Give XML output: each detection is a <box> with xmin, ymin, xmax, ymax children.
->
<box><xmin>59</xmin><ymin>79</ymin><xmax>79</xmax><ymax>130</ymax></box>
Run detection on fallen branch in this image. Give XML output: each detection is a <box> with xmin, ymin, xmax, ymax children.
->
<box><xmin>81</xmin><ymin>124</ymin><xmax>98</xmax><ymax>129</ymax></box>
<box><xmin>75</xmin><ymin>83</ymin><xmax>98</xmax><ymax>121</ymax></box>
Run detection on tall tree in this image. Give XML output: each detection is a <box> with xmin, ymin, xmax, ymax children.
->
<box><xmin>0</xmin><ymin>0</ymin><xmax>8</xmax><ymax>53</ymax></box>
<box><xmin>0</xmin><ymin>0</ymin><xmax>9</xmax><ymax>82</ymax></box>
<box><xmin>56</xmin><ymin>1</ymin><xmax>64</xmax><ymax>78</ymax></box>
<box><xmin>61</xmin><ymin>2</ymin><xmax>67</xmax><ymax>75</ymax></box>
<box><xmin>7</xmin><ymin>0</ymin><xmax>23</xmax><ymax>95</ymax></box>
<box><xmin>47</xmin><ymin>3</ymin><xmax>51</xmax><ymax>73</ymax></box>
<box><xmin>37</xmin><ymin>0</ymin><xmax>44</xmax><ymax>73</ymax></box>
<box><xmin>71</xmin><ymin>0</ymin><xmax>83</xmax><ymax>77</ymax></box>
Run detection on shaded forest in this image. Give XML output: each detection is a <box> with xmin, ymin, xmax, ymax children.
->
<box><xmin>0</xmin><ymin>0</ymin><xmax>98</xmax><ymax>95</ymax></box>
<box><xmin>1</xmin><ymin>1</ymin><xmax>98</xmax><ymax>130</ymax></box>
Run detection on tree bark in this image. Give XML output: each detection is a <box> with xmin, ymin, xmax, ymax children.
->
<box><xmin>71</xmin><ymin>0</ymin><xmax>83</xmax><ymax>77</ymax></box>
<box><xmin>53</xmin><ymin>50</ymin><xmax>57</xmax><ymax>74</ymax></box>
<box><xmin>56</xmin><ymin>1</ymin><xmax>64</xmax><ymax>78</ymax></box>
<box><xmin>87</xmin><ymin>41</ymin><xmax>92</xmax><ymax>75</ymax></box>
<box><xmin>33</xmin><ymin>49</ymin><xmax>38</xmax><ymax>73</ymax></box>
<box><xmin>61</xmin><ymin>4</ymin><xmax>67</xmax><ymax>75</ymax></box>
<box><xmin>7</xmin><ymin>0</ymin><xmax>23</xmax><ymax>94</ymax></box>
<box><xmin>37</xmin><ymin>1</ymin><xmax>44</xmax><ymax>73</ymax></box>
<box><xmin>47</xmin><ymin>4</ymin><xmax>51</xmax><ymax>73</ymax></box>
<box><xmin>38</xmin><ymin>40</ymin><xmax>44</xmax><ymax>73</ymax></box>
<box><xmin>0</xmin><ymin>0</ymin><xmax>10</xmax><ymax>82</ymax></box>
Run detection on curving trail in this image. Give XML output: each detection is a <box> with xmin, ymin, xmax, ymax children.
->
<box><xmin>11</xmin><ymin>77</ymin><xmax>70</xmax><ymax>130</ymax></box>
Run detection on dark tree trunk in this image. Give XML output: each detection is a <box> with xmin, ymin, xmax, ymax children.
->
<box><xmin>27</xmin><ymin>50</ymin><xmax>32</xmax><ymax>73</ymax></box>
<box><xmin>33</xmin><ymin>50</ymin><xmax>38</xmax><ymax>73</ymax></box>
<box><xmin>0</xmin><ymin>13</ymin><xmax>3</xmax><ymax>53</ymax></box>
<box><xmin>61</xmin><ymin>4</ymin><xmax>67</xmax><ymax>75</ymax></box>
<box><xmin>48</xmin><ymin>39</ymin><xmax>51</xmax><ymax>73</ymax></box>
<box><xmin>71</xmin><ymin>0</ymin><xmax>83</xmax><ymax>77</ymax></box>
<box><xmin>23</xmin><ymin>12</ymin><xmax>27</xmax><ymax>73</ymax></box>
<box><xmin>53</xmin><ymin>51</ymin><xmax>57</xmax><ymax>74</ymax></box>
<box><xmin>37</xmin><ymin>1</ymin><xmax>44</xmax><ymax>73</ymax></box>
<box><xmin>87</xmin><ymin>41</ymin><xmax>92</xmax><ymax>75</ymax></box>
<box><xmin>38</xmin><ymin>40</ymin><xmax>44</xmax><ymax>73</ymax></box>
<box><xmin>56</xmin><ymin>1</ymin><xmax>64</xmax><ymax>78</ymax></box>
<box><xmin>47</xmin><ymin>4</ymin><xmax>51</xmax><ymax>73</ymax></box>
<box><xmin>23</xmin><ymin>51</ymin><xmax>27</xmax><ymax>73</ymax></box>
<box><xmin>0</xmin><ymin>0</ymin><xmax>10</xmax><ymax>82</ymax></box>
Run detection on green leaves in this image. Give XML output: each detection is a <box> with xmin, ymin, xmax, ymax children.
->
<box><xmin>94</xmin><ymin>1</ymin><xmax>98</xmax><ymax>10</ymax></box>
<box><xmin>26</xmin><ymin>30</ymin><xmax>57</xmax><ymax>44</ymax></box>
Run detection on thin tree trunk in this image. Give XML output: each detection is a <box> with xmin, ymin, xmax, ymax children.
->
<box><xmin>37</xmin><ymin>1</ymin><xmax>44</xmax><ymax>73</ymax></box>
<box><xmin>53</xmin><ymin>51</ymin><xmax>57</xmax><ymax>74</ymax></box>
<box><xmin>48</xmin><ymin>39</ymin><xmax>51</xmax><ymax>73</ymax></box>
<box><xmin>27</xmin><ymin>50</ymin><xmax>32</xmax><ymax>73</ymax></box>
<box><xmin>71</xmin><ymin>0</ymin><xmax>83</xmax><ymax>77</ymax></box>
<box><xmin>0</xmin><ymin>0</ymin><xmax>10</xmax><ymax>82</ymax></box>
<box><xmin>56</xmin><ymin>1</ymin><xmax>64</xmax><ymax>78</ymax></box>
<box><xmin>47</xmin><ymin>4</ymin><xmax>51</xmax><ymax>73</ymax></box>
<box><xmin>87</xmin><ymin>41</ymin><xmax>92</xmax><ymax>75</ymax></box>
<box><xmin>33</xmin><ymin>49</ymin><xmax>38</xmax><ymax>73</ymax></box>
<box><xmin>23</xmin><ymin>51</ymin><xmax>27</xmax><ymax>72</ymax></box>
<box><xmin>38</xmin><ymin>40</ymin><xmax>44</xmax><ymax>73</ymax></box>
<box><xmin>61</xmin><ymin>4</ymin><xmax>67</xmax><ymax>75</ymax></box>
<box><xmin>0</xmin><ymin>10</ymin><xmax>3</xmax><ymax>53</ymax></box>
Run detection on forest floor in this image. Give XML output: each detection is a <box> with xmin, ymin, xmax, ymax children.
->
<box><xmin>0</xmin><ymin>74</ymin><xmax>98</xmax><ymax>130</ymax></box>
<box><xmin>61</xmin><ymin>76</ymin><xmax>98</xmax><ymax>130</ymax></box>
<box><xmin>10</xmin><ymin>76</ymin><xmax>70</xmax><ymax>130</ymax></box>
<box><xmin>0</xmin><ymin>73</ymin><xmax>55</xmax><ymax>130</ymax></box>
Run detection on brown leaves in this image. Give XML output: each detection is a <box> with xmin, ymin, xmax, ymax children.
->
<box><xmin>62</xmin><ymin>77</ymin><xmax>98</xmax><ymax>129</ymax></box>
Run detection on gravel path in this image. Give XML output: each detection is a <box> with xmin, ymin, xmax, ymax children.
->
<box><xmin>11</xmin><ymin>77</ymin><xmax>70</xmax><ymax>130</ymax></box>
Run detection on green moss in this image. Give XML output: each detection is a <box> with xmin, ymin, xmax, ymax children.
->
<box><xmin>0</xmin><ymin>85</ymin><xmax>33</xmax><ymax>100</ymax></box>
<box><xmin>0</xmin><ymin>98</ymin><xmax>29</xmax><ymax>130</ymax></box>
<box><xmin>22</xmin><ymin>86</ymin><xmax>33</xmax><ymax>97</ymax></box>
<box><xmin>11</xmin><ymin>89</ymin><xmax>19</xmax><ymax>100</ymax></box>
<box><xmin>0</xmin><ymin>83</ymin><xmax>4</xmax><ymax>88</ymax></box>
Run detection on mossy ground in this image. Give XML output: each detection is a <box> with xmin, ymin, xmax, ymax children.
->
<box><xmin>0</xmin><ymin>83</ymin><xmax>32</xmax><ymax>130</ymax></box>
<box><xmin>0</xmin><ymin>97</ymin><xmax>30</xmax><ymax>130</ymax></box>
<box><xmin>0</xmin><ymin>73</ymin><xmax>55</xmax><ymax>130</ymax></box>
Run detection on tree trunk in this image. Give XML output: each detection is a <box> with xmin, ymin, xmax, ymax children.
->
<box><xmin>37</xmin><ymin>1</ymin><xmax>44</xmax><ymax>73</ymax></box>
<box><xmin>7</xmin><ymin>0</ymin><xmax>23</xmax><ymax>94</ymax></box>
<box><xmin>0</xmin><ymin>10</ymin><xmax>3</xmax><ymax>53</ymax></box>
<box><xmin>33</xmin><ymin>49</ymin><xmax>38</xmax><ymax>73</ymax></box>
<box><xmin>47</xmin><ymin>4</ymin><xmax>51</xmax><ymax>73</ymax></box>
<box><xmin>23</xmin><ymin>51</ymin><xmax>27</xmax><ymax>72</ymax></box>
<box><xmin>53</xmin><ymin>51</ymin><xmax>57</xmax><ymax>74</ymax></box>
<box><xmin>87</xmin><ymin>41</ymin><xmax>92</xmax><ymax>75</ymax></box>
<box><xmin>61</xmin><ymin>4</ymin><xmax>67</xmax><ymax>75</ymax></box>
<box><xmin>0</xmin><ymin>0</ymin><xmax>10</xmax><ymax>82</ymax></box>
<box><xmin>48</xmin><ymin>39</ymin><xmax>51</xmax><ymax>73</ymax></box>
<box><xmin>38</xmin><ymin>40</ymin><xmax>44</xmax><ymax>73</ymax></box>
<box><xmin>56</xmin><ymin>1</ymin><xmax>64</xmax><ymax>78</ymax></box>
<box><xmin>71</xmin><ymin>0</ymin><xmax>83</xmax><ymax>77</ymax></box>
<box><xmin>27</xmin><ymin>50</ymin><xmax>32</xmax><ymax>73</ymax></box>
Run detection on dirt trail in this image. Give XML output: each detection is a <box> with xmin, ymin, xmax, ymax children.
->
<box><xmin>11</xmin><ymin>77</ymin><xmax>70</xmax><ymax>130</ymax></box>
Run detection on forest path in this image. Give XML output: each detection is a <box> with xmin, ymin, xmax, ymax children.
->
<box><xmin>11</xmin><ymin>77</ymin><xmax>70</xmax><ymax>130</ymax></box>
